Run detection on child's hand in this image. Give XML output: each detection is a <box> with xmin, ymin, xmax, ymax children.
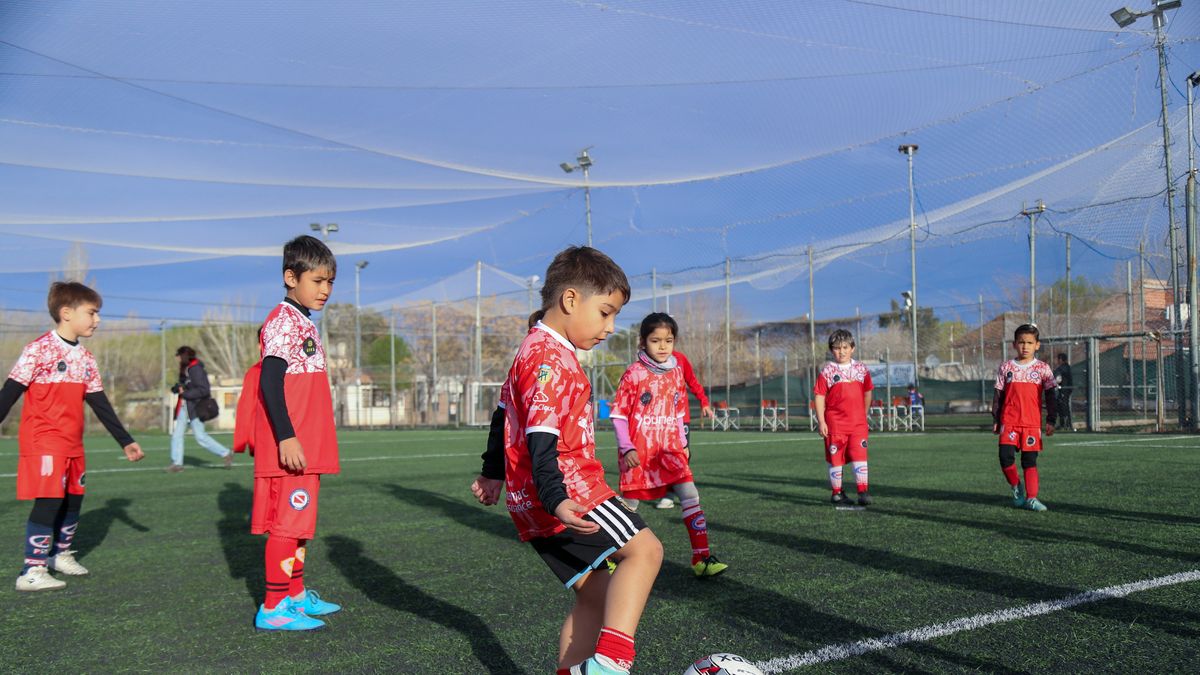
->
<box><xmin>554</xmin><ymin>499</ymin><xmax>599</xmax><ymax>534</ymax></box>
<box><xmin>818</xmin><ymin>420</ymin><xmax>829</xmax><ymax>438</ymax></box>
<box><xmin>1044</xmin><ymin>422</ymin><xmax>1055</xmax><ymax>437</ymax></box>
<box><xmin>470</xmin><ymin>476</ymin><xmax>504</xmax><ymax>506</ymax></box>
<box><xmin>701</xmin><ymin>405</ymin><xmax>714</xmax><ymax>419</ymax></box>
<box><xmin>279</xmin><ymin>437</ymin><xmax>307</xmax><ymax>473</ymax></box>
<box><xmin>622</xmin><ymin>449</ymin><xmax>640</xmax><ymax>468</ymax></box>
<box><xmin>992</xmin><ymin>423</ymin><xmax>1000</xmax><ymax>435</ymax></box>
<box><xmin>123</xmin><ymin>442</ymin><xmax>144</xmax><ymax>462</ymax></box>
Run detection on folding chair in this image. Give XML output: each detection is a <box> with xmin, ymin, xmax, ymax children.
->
<box><xmin>713</xmin><ymin>400</ymin><xmax>740</xmax><ymax>431</ymax></box>
<box><xmin>868</xmin><ymin>399</ymin><xmax>887</xmax><ymax>432</ymax></box>
<box><xmin>891</xmin><ymin>396</ymin><xmax>910</xmax><ymax>431</ymax></box>
<box><xmin>760</xmin><ymin>399</ymin><xmax>785</xmax><ymax>431</ymax></box>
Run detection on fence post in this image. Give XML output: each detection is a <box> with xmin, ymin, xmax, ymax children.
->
<box><xmin>1087</xmin><ymin>337</ymin><xmax>1100</xmax><ymax>431</ymax></box>
<box><xmin>1156</xmin><ymin>337</ymin><xmax>1165</xmax><ymax>431</ymax></box>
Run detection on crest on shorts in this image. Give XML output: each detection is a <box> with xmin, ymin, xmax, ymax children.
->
<box><xmin>860</xmin><ymin>439</ymin><xmax>868</xmax><ymax>448</ymax></box>
<box><xmin>302</xmin><ymin>337</ymin><xmax>317</xmax><ymax>356</ymax></box>
<box><xmin>57</xmin><ymin>360</ymin><xmax>68</xmax><ymax>373</ymax></box>
<box><xmin>640</xmin><ymin>391</ymin><xmax>652</xmax><ymax>406</ymax></box>
<box><xmin>78</xmin><ymin>472</ymin><xmax>86</xmax><ymax>487</ymax></box>
<box><xmin>289</xmin><ymin>489</ymin><xmax>310</xmax><ymax>511</ymax></box>
<box><xmin>536</xmin><ymin>364</ymin><xmax>553</xmax><ymax>385</ymax></box>
<box><xmin>829</xmin><ymin>444</ymin><xmax>839</xmax><ymax>454</ymax></box>
<box><xmin>1008</xmin><ymin>430</ymin><xmax>1017</xmax><ymax>441</ymax></box>
<box><xmin>1026</xmin><ymin>435</ymin><xmax>1036</xmax><ymax>446</ymax></box>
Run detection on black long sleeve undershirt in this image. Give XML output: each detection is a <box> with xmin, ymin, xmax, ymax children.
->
<box><xmin>528</xmin><ymin>431</ymin><xmax>568</xmax><ymax>516</ymax></box>
<box><xmin>479</xmin><ymin>405</ymin><xmax>506</xmax><ymax>480</ymax></box>
<box><xmin>260</xmin><ymin>356</ymin><xmax>296</xmax><ymax>443</ymax></box>
<box><xmin>0</xmin><ymin>378</ymin><xmax>26</xmax><ymax>423</ymax></box>
<box><xmin>84</xmin><ymin>391</ymin><xmax>135</xmax><ymax>447</ymax></box>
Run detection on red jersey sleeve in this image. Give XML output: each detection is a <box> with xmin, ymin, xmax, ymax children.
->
<box><xmin>862</xmin><ymin>369</ymin><xmax>873</xmax><ymax>393</ymax></box>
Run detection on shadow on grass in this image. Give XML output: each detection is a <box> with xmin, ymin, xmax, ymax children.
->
<box><xmin>325</xmin><ymin>534</ymin><xmax>523</xmax><ymax>675</ymax></box>
<box><xmin>718</xmin><ymin>521</ymin><xmax>1200</xmax><ymax>639</ymax></box>
<box><xmin>730</xmin><ymin>472</ymin><xmax>1200</xmax><ymax>526</ymax></box>
<box><xmin>216</xmin><ymin>481</ymin><xmax>262</xmax><ymax>608</ymax></box>
<box><xmin>377</xmin><ymin>483</ymin><xmax>515</xmax><ymax>542</ymax></box>
<box><xmin>74</xmin><ymin>497</ymin><xmax>149</xmax><ymax>558</ymax></box>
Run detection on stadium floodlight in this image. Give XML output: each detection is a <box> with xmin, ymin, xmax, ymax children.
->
<box><xmin>900</xmin><ymin>290</ymin><xmax>913</xmax><ymax>310</ymax></box>
<box><xmin>1110</xmin><ymin>7</ymin><xmax>1138</xmax><ymax>26</ymax></box>
<box><xmin>1156</xmin><ymin>0</ymin><xmax>1182</xmax><ymax>10</ymax></box>
<box><xmin>559</xmin><ymin>148</ymin><xmax>594</xmax><ymax>246</ymax></box>
<box><xmin>310</xmin><ymin>222</ymin><xmax>339</xmax><ymax>239</ymax></box>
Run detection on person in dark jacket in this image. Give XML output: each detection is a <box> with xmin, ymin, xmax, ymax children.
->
<box><xmin>167</xmin><ymin>346</ymin><xmax>231</xmax><ymax>472</ymax></box>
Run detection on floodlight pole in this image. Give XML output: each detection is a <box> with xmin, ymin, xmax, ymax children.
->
<box><xmin>808</xmin><ymin>245</ymin><xmax>817</xmax><ymax>385</ymax></box>
<box><xmin>663</xmin><ymin>282</ymin><xmax>673</xmax><ymax>314</ymax></box>
<box><xmin>310</xmin><ymin>222</ymin><xmax>339</xmax><ymax>353</ymax></box>
<box><xmin>900</xmin><ymin>144</ymin><xmax>920</xmax><ymax>386</ymax></box>
<box><xmin>355</xmin><ymin>260</ymin><xmax>368</xmax><ymax>428</ymax></box>
<box><xmin>724</xmin><ymin>258</ymin><xmax>731</xmax><ymax>406</ymax></box>
<box><xmin>1066</xmin><ymin>234</ymin><xmax>1072</xmax><ymax>362</ymax></box>
<box><xmin>1187</xmin><ymin>70</ymin><xmax>1199</xmax><ymax>428</ymax></box>
<box><xmin>652</xmin><ymin>268</ymin><xmax>658</xmax><ymax>312</ymax></box>
<box><xmin>1021</xmin><ymin>200</ymin><xmax>1046</xmax><ymax>322</ymax></box>
<box><xmin>560</xmin><ymin>148</ymin><xmax>594</xmax><ymax>247</ymax></box>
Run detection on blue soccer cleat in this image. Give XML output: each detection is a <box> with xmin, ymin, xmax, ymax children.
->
<box><xmin>1011</xmin><ymin>483</ymin><xmax>1026</xmax><ymax>508</ymax></box>
<box><xmin>569</xmin><ymin>656</ymin><xmax>627</xmax><ymax>675</ymax></box>
<box><xmin>291</xmin><ymin>589</ymin><xmax>341</xmax><ymax>616</ymax></box>
<box><xmin>255</xmin><ymin>600</ymin><xmax>325</xmax><ymax>631</ymax></box>
<box><xmin>1024</xmin><ymin>497</ymin><xmax>1048</xmax><ymax>512</ymax></box>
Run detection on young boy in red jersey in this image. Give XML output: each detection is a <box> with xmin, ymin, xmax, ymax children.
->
<box><xmin>244</xmin><ymin>235</ymin><xmax>342</xmax><ymax>630</ymax></box>
<box><xmin>993</xmin><ymin>324</ymin><xmax>1057</xmax><ymax>512</ymax></box>
<box><xmin>0</xmin><ymin>282</ymin><xmax>144</xmax><ymax>591</ymax></box>
<box><xmin>813</xmin><ymin>329</ymin><xmax>874</xmax><ymax>507</ymax></box>
<box><xmin>471</xmin><ymin>246</ymin><xmax>663</xmax><ymax>675</ymax></box>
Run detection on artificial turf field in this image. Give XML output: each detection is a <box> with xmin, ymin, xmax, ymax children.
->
<box><xmin>1</xmin><ymin>428</ymin><xmax>1198</xmax><ymax>674</ymax></box>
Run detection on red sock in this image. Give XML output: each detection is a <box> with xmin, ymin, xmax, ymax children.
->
<box><xmin>264</xmin><ymin>534</ymin><xmax>299</xmax><ymax>609</ymax></box>
<box><xmin>288</xmin><ymin>540</ymin><xmax>307</xmax><ymax>598</ymax></box>
<box><xmin>556</xmin><ymin>669</ymin><xmax>570</xmax><ymax>675</ymax></box>
<box><xmin>595</xmin><ymin>626</ymin><xmax>636</xmax><ymax>672</ymax></box>
<box><xmin>680</xmin><ymin>498</ymin><xmax>710</xmax><ymax>565</ymax></box>
<box><xmin>1002</xmin><ymin>464</ymin><xmax>1020</xmax><ymax>487</ymax></box>
<box><xmin>1023</xmin><ymin>465</ymin><xmax>1039</xmax><ymax>499</ymax></box>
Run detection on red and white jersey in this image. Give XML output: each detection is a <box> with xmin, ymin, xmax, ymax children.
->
<box><xmin>8</xmin><ymin>331</ymin><xmax>102</xmax><ymax>458</ymax></box>
<box><xmin>814</xmin><ymin>360</ymin><xmax>872</xmax><ymax>434</ymax></box>
<box><xmin>501</xmin><ymin>323</ymin><xmax>613</xmax><ymax>541</ymax></box>
<box><xmin>995</xmin><ymin>359</ymin><xmax>1056</xmax><ymax>429</ymax></box>
<box><xmin>611</xmin><ymin>360</ymin><xmax>690</xmax><ymax>492</ymax></box>
<box><xmin>253</xmin><ymin>301</ymin><xmax>339</xmax><ymax>477</ymax></box>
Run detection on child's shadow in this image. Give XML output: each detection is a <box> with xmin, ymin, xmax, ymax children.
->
<box><xmin>216</xmin><ymin>482</ymin><xmax>263</xmax><ymax>607</ymax></box>
<box><xmin>326</xmin><ymin>534</ymin><xmax>523</xmax><ymax>675</ymax></box>
<box><xmin>73</xmin><ymin>498</ymin><xmax>149</xmax><ymax>558</ymax></box>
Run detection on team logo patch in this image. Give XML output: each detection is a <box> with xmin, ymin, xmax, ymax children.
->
<box><xmin>1008</xmin><ymin>430</ymin><xmax>1017</xmax><ymax>441</ymax></box>
<box><xmin>280</xmin><ymin>556</ymin><xmax>295</xmax><ymax>576</ymax></box>
<box><xmin>1005</xmin><ymin>371</ymin><xmax>1014</xmax><ymax>382</ymax></box>
<box><xmin>533</xmin><ymin>390</ymin><xmax>550</xmax><ymax>404</ymax></box>
<box><xmin>860</xmin><ymin>439</ymin><xmax>868</xmax><ymax>448</ymax></box>
<box><xmin>288</xmin><ymin>489</ymin><xmax>310</xmax><ymax>511</ymax></box>
<box><xmin>829</xmin><ymin>444</ymin><xmax>839</xmax><ymax>454</ymax></box>
<box><xmin>78</xmin><ymin>472</ymin><xmax>86</xmax><ymax>487</ymax></box>
<box><xmin>833</xmin><ymin>374</ymin><xmax>842</xmax><ymax>383</ymax></box>
<box><xmin>302</xmin><ymin>337</ymin><xmax>317</xmax><ymax>356</ymax></box>
<box><xmin>640</xmin><ymin>392</ymin><xmax>652</xmax><ymax>406</ymax></box>
<box><xmin>295</xmin><ymin>546</ymin><xmax>306</xmax><ymax>563</ymax></box>
<box><xmin>28</xmin><ymin>535</ymin><xmax>52</xmax><ymax>552</ymax></box>
<box><xmin>536</xmin><ymin>364</ymin><xmax>553</xmax><ymax>385</ymax></box>
<box><xmin>1026</xmin><ymin>435</ymin><xmax>1037</xmax><ymax>447</ymax></box>
<box><xmin>688</xmin><ymin>513</ymin><xmax>707</xmax><ymax>531</ymax></box>
<box><xmin>56</xmin><ymin>360</ymin><xmax>67</xmax><ymax>373</ymax></box>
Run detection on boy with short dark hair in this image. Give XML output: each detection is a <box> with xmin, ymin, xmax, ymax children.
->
<box><xmin>0</xmin><ymin>281</ymin><xmax>144</xmax><ymax>591</ymax></box>
<box><xmin>813</xmin><ymin>329</ymin><xmax>874</xmax><ymax>507</ymax></box>
<box><xmin>993</xmin><ymin>324</ymin><xmax>1057</xmax><ymax>511</ymax></box>
<box><xmin>472</xmin><ymin>246</ymin><xmax>663</xmax><ymax>675</ymax></box>
<box><xmin>242</xmin><ymin>235</ymin><xmax>342</xmax><ymax>630</ymax></box>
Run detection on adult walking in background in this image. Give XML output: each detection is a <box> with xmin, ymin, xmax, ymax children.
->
<box><xmin>1054</xmin><ymin>353</ymin><xmax>1074</xmax><ymax>431</ymax></box>
<box><xmin>166</xmin><ymin>346</ymin><xmax>232</xmax><ymax>472</ymax></box>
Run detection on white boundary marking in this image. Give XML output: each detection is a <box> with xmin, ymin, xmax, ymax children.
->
<box><xmin>755</xmin><ymin>569</ymin><xmax>1200</xmax><ymax>673</ymax></box>
<box><xmin>1056</xmin><ymin>435</ymin><xmax>1195</xmax><ymax>447</ymax></box>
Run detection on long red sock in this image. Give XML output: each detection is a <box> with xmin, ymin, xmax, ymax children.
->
<box><xmin>264</xmin><ymin>534</ymin><xmax>299</xmax><ymax>610</ymax></box>
<box><xmin>556</xmin><ymin>669</ymin><xmax>570</xmax><ymax>675</ymax></box>
<box><xmin>1002</xmin><ymin>464</ymin><xmax>1020</xmax><ymax>487</ymax></box>
<box><xmin>595</xmin><ymin>626</ymin><xmax>636</xmax><ymax>672</ymax></box>
<box><xmin>288</xmin><ymin>540</ymin><xmax>307</xmax><ymax>598</ymax></box>
<box><xmin>1023</xmin><ymin>465</ymin><xmax>1039</xmax><ymax>499</ymax></box>
<box><xmin>680</xmin><ymin>497</ymin><xmax>710</xmax><ymax>564</ymax></box>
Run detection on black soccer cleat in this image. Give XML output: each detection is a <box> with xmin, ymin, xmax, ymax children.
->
<box><xmin>831</xmin><ymin>491</ymin><xmax>854</xmax><ymax>506</ymax></box>
<box><xmin>857</xmin><ymin>491</ymin><xmax>873</xmax><ymax>506</ymax></box>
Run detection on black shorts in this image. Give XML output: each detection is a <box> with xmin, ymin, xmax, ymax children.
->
<box><xmin>531</xmin><ymin>497</ymin><xmax>647</xmax><ymax>588</ymax></box>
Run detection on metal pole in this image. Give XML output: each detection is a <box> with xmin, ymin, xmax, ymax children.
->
<box><xmin>664</xmin><ymin>283</ymin><xmax>672</xmax><ymax>315</ymax></box>
<box><xmin>1022</xmin><ymin>201</ymin><xmax>1045</xmax><ymax>322</ymax></box>
<box><xmin>724</xmin><ymin>258</ymin><xmax>731</xmax><ymax>406</ymax></box>
<box><xmin>783</xmin><ymin>353</ymin><xmax>789</xmax><ymax>426</ymax></box>
<box><xmin>474</xmin><ymin>261</ymin><xmax>483</xmax><ymax>380</ymax></box>
<box><xmin>706</xmin><ymin>322</ymin><xmax>713</xmax><ymax>411</ymax></box>
<box><xmin>355</xmin><ymin>264</ymin><xmax>363</xmax><ymax>381</ymax></box>
<box><xmin>856</xmin><ymin>306</ymin><xmax>863</xmax><ymax>355</ymax></box>
<box><xmin>979</xmin><ymin>294</ymin><xmax>985</xmax><ymax>405</ymax></box>
<box><xmin>756</xmin><ymin>331</ymin><xmax>762</xmax><ymax>424</ymax></box>
<box><xmin>1128</xmin><ymin>261</ymin><xmax>1136</xmax><ymax>411</ymax></box>
<box><xmin>1153</xmin><ymin>13</ymin><xmax>1185</xmax><ymax>427</ymax></box>
<box><xmin>1087</xmin><ymin>337</ymin><xmax>1100</xmax><ymax>431</ymax></box>
<box><xmin>390</xmin><ymin>309</ymin><xmax>397</xmax><ymax>429</ymax></box>
<box><xmin>1066</xmin><ymin>234</ymin><xmax>1072</xmax><ymax>363</ymax></box>
<box><xmin>899</xmin><ymin>145</ymin><xmax>921</xmax><ymax>386</ymax></box>
<box><xmin>431</xmin><ymin>302</ymin><xmax>438</xmax><ymax>425</ymax></box>
<box><xmin>1140</xmin><ymin>241</ymin><xmax>1148</xmax><ymax>417</ymax></box>
<box><xmin>160</xmin><ymin>320</ymin><xmax>168</xmax><ymax>432</ymax></box>
<box><xmin>1186</xmin><ymin>71</ymin><xmax>1200</xmax><ymax>428</ymax></box>
<box><xmin>582</xmin><ymin>163</ymin><xmax>592</xmax><ymax>248</ymax></box>
<box><xmin>652</xmin><ymin>268</ymin><xmax>657</xmax><ymax>312</ymax></box>
<box><xmin>808</xmin><ymin>245</ymin><xmax>817</xmax><ymax>389</ymax></box>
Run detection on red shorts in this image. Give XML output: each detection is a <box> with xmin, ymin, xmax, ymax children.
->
<box><xmin>16</xmin><ymin>455</ymin><xmax>86</xmax><ymax>500</ymax></box>
<box><xmin>251</xmin><ymin>474</ymin><xmax>321</xmax><ymax>539</ymax></box>
<box><xmin>624</xmin><ymin>486</ymin><xmax>673</xmax><ymax>501</ymax></box>
<box><xmin>999</xmin><ymin>425</ymin><xmax>1043</xmax><ymax>452</ymax></box>
<box><xmin>824</xmin><ymin>432</ymin><xmax>868</xmax><ymax>467</ymax></box>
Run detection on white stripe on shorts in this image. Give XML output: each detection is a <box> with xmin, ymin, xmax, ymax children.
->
<box><xmin>588</xmin><ymin>500</ymin><xmax>636</xmax><ymax>545</ymax></box>
<box><xmin>596</xmin><ymin>500</ymin><xmax>638</xmax><ymax>539</ymax></box>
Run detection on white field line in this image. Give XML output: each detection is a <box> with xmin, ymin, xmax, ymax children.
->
<box><xmin>1056</xmin><ymin>435</ymin><xmax>1196</xmax><ymax>447</ymax></box>
<box><xmin>756</xmin><ymin>569</ymin><xmax>1200</xmax><ymax>673</ymax></box>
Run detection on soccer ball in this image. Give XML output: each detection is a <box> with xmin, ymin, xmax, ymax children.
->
<box><xmin>683</xmin><ymin>653</ymin><xmax>765</xmax><ymax>675</ymax></box>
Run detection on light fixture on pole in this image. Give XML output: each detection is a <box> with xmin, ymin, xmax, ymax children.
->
<box><xmin>560</xmin><ymin>147</ymin><xmax>594</xmax><ymax>247</ymax></box>
<box><xmin>1110</xmin><ymin>0</ymin><xmax>1185</xmax><ymax>424</ymax></box>
<box><xmin>1021</xmin><ymin>200</ymin><xmax>1046</xmax><ymax>323</ymax></box>
<box><xmin>527</xmin><ymin>275</ymin><xmax>540</xmax><ymax>315</ymax></box>
<box><xmin>899</xmin><ymin>143</ymin><xmax>920</xmax><ymax>386</ymax></box>
<box><xmin>1186</xmin><ymin>69</ymin><xmax>1199</xmax><ymax>427</ymax></box>
<box><xmin>355</xmin><ymin>260</ymin><xmax>369</xmax><ymax>385</ymax></box>
<box><xmin>662</xmin><ymin>281</ymin><xmax>673</xmax><ymax>315</ymax></box>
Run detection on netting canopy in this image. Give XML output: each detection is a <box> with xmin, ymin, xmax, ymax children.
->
<box><xmin>1</xmin><ymin>1</ymin><xmax>1198</xmax><ymax>322</ymax></box>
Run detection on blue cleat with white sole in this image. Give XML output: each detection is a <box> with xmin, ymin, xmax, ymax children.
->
<box><xmin>255</xmin><ymin>600</ymin><xmax>325</xmax><ymax>631</ymax></box>
<box><xmin>291</xmin><ymin>589</ymin><xmax>341</xmax><ymax>616</ymax></box>
<box><xmin>1011</xmin><ymin>483</ymin><xmax>1026</xmax><ymax>508</ymax></box>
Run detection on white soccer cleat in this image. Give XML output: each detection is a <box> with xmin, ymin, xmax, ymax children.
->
<box><xmin>15</xmin><ymin>565</ymin><xmax>66</xmax><ymax>592</ymax></box>
<box><xmin>654</xmin><ymin>497</ymin><xmax>675</xmax><ymax>509</ymax></box>
<box><xmin>48</xmin><ymin>550</ymin><xmax>89</xmax><ymax>576</ymax></box>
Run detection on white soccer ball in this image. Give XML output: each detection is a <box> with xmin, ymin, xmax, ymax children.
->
<box><xmin>683</xmin><ymin>653</ymin><xmax>766</xmax><ymax>675</ymax></box>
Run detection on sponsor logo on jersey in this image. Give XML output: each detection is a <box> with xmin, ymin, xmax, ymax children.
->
<box><xmin>57</xmin><ymin>360</ymin><xmax>67</xmax><ymax>372</ymax></box>
<box><xmin>289</xmin><ymin>489</ymin><xmax>310</xmax><ymax>511</ymax></box>
<box><xmin>536</xmin><ymin>364</ymin><xmax>553</xmax><ymax>385</ymax></box>
<box><xmin>640</xmin><ymin>391</ymin><xmax>652</xmax><ymax>406</ymax></box>
<box><xmin>302</xmin><ymin>337</ymin><xmax>317</xmax><ymax>356</ymax></box>
<box><xmin>533</xmin><ymin>390</ymin><xmax>550</xmax><ymax>404</ymax></box>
